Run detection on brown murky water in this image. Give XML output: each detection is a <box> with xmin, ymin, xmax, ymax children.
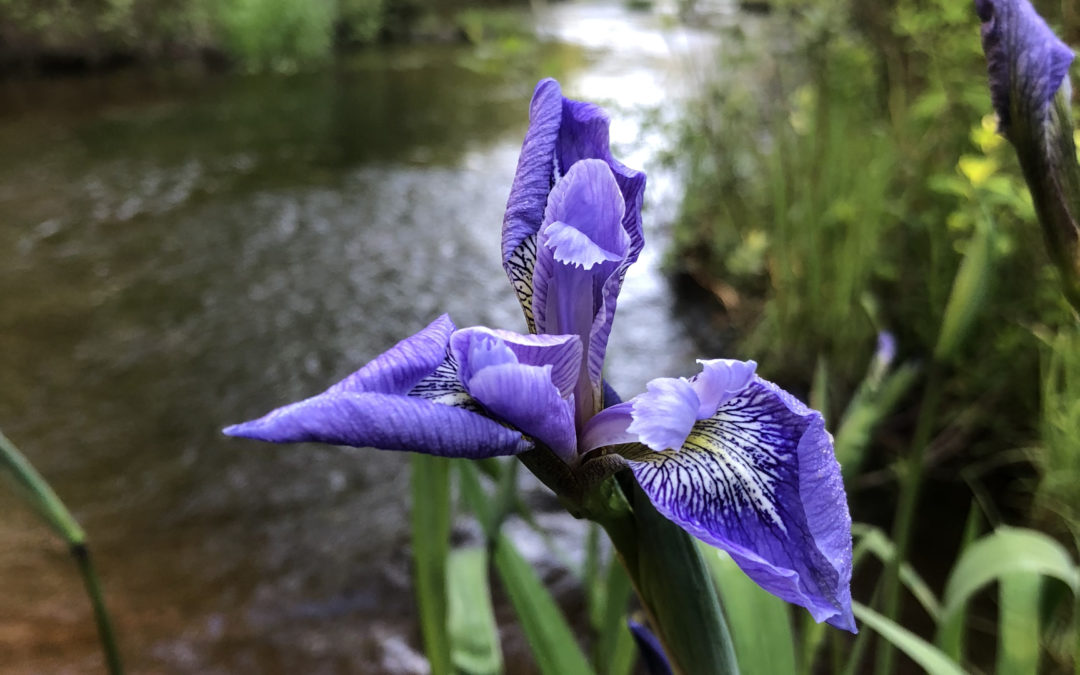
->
<box><xmin>0</xmin><ymin>3</ymin><xmax>721</xmax><ymax>672</ymax></box>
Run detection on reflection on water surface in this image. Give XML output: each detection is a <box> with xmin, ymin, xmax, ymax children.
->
<box><xmin>0</xmin><ymin>3</ymin><xmax>724</xmax><ymax>672</ymax></box>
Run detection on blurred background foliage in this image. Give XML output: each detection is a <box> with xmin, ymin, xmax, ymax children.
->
<box><xmin>0</xmin><ymin>0</ymin><xmax>536</xmax><ymax>73</ymax></box>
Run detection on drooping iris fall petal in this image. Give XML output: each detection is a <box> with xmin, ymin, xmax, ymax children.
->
<box><xmin>224</xmin><ymin>316</ymin><xmax>532</xmax><ymax>459</ymax></box>
<box><xmin>224</xmin><ymin>392</ymin><xmax>530</xmax><ymax>458</ymax></box>
<box><xmin>583</xmin><ymin>364</ymin><xmax>855</xmax><ymax>632</ymax></box>
<box><xmin>532</xmin><ymin>158</ymin><xmax>630</xmax><ymax>423</ymax></box>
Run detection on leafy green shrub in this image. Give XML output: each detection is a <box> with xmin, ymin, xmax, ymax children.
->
<box><xmin>216</xmin><ymin>0</ymin><xmax>335</xmax><ymax>72</ymax></box>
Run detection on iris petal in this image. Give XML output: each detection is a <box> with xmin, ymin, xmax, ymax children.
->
<box><xmin>689</xmin><ymin>359</ymin><xmax>757</xmax><ymax>419</ymax></box>
<box><xmin>224</xmin><ymin>392</ymin><xmax>530</xmax><ymax>458</ymax></box>
<box><xmin>450</xmin><ymin>328</ymin><xmax>580</xmax><ymax>460</ymax></box>
<box><xmin>624</xmin><ymin>377</ymin><xmax>855</xmax><ymax>631</ymax></box>
<box><xmin>544</xmin><ymin>220</ymin><xmax>626</xmax><ymax>269</ymax></box>
<box><xmin>500</xmin><ymin>79</ymin><xmax>646</xmax><ymax>338</ymax></box>
<box><xmin>328</xmin><ymin>314</ymin><xmax>456</xmax><ymax>395</ymax></box>
<box><xmin>533</xmin><ymin>159</ymin><xmax>630</xmax><ymax>422</ymax></box>
<box><xmin>580</xmin><ymin>401</ymin><xmax>637</xmax><ymax>452</ymax></box>
<box><xmin>466</xmin><ymin>363</ymin><xmax>577</xmax><ymax>461</ymax></box>
<box><xmin>451</xmin><ymin>327</ymin><xmax>582</xmax><ymax>399</ymax></box>
<box><xmin>502</xmin><ymin>79</ymin><xmax>563</xmax><ymax>269</ymax></box>
<box><xmin>627</xmin><ymin>377</ymin><xmax>700</xmax><ymax>452</ymax></box>
<box><xmin>976</xmin><ymin>0</ymin><xmax>1075</xmax><ymax>129</ymax></box>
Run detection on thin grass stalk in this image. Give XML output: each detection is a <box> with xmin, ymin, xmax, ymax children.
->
<box><xmin>0</xmin><ymin>429</ymin><xmax>123</xmax><ymax>675</ymax></box>
<box><xmin>874</xmin><ymin>365</ymin><xmax>944</xmax><ymax>675</ymax></box>
<box><xmin>72</xmin><ymin>544</ymin><xmax>124</xmax><ymax>675</ymax></box>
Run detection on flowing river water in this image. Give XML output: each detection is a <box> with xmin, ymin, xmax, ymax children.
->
<box><xmin>0</xmin><ymin>3</ymin><xmax>727</xmax><ymax>672</ymax></box>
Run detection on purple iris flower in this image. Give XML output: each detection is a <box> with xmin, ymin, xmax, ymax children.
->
<box><xmin>975</xmin><ymin>0</ymin><xmax>1074</xmax><ymax>130</ymax></box>
<box><xmin>225</xmin><ymin>78</ymin><xmax>855</xmax><ymax>632</ymax></box>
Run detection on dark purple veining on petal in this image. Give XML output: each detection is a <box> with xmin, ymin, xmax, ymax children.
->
<box><xmin>625</xmin><ymin>377</ymin><xmax>855</xmax><ymax>631</ymax></box>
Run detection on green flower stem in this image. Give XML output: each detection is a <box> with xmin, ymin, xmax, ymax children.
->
<box><xmin>519</xmin><ymin>445</ymin><xmax>739</xmax><ymax>674</ymax></box>
<box><xmin>581</xmin><ymin>476</ymin><xmax>740</xmax><ymax>675</ymax></box>
<box><xmin>874</xmin><ymin>365</ymin><xmax>944</xmax><ymax>675</ymax></box>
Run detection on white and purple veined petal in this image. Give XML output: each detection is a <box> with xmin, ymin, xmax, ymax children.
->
<box><xmin>224</xmin><ymin>316</ymin><xmax>532</xmax><ymax>459</ymax></box>
<box><xmin>975</xmin><ymin>0</ymin><xmax>1075</xmax><ymax>130</ymax></box>
<box><xmin>450</xmin><ymin>327</ymin><xmax>581</xmax><ymax>462</ymax></box>
<box><xmin>582</xmin><ymin>361</ymin><xmax>856</xmax><ymax>632</ymax></box>
<box><xmin>502</xmin><ymin>78</ymin><xmax>645</xmax><ymax>336</ymax></box>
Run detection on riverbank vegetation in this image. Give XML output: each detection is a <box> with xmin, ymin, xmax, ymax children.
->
<box><xmin>0</xmin><ymin>0</ymin><xmax>536</xmax><ymax>74</ymax></box>
<box><xmin>670</xmin><ymin>0</ymin><xmax>1080</xmax><ymax>671</ymax></box>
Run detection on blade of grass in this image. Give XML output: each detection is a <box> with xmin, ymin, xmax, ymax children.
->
<box><xmin>937</xmin><ymin>526</ymin><xmax>1080</xmax><ymax>661</ymax></box>
<box><xmin>447</xmin><ymin>547</ymin><xmax>502</xmax><ymax>675</ymax></box>
<box><xmin>493</xmin><ymin>532</ymin><xmax>594</xmax><ymax>675</ymax></box>
<box><xmin>0</xmin><ymin>428</ymin><xmax>84</xmax><ymax>543</ymax></box>
<box><xmin>851</xmin><ymin>524</ymin><xmax>940</xmax><ymax>620</ymax></box>
<box><xmin>410</xmin><ymin>454</ymin><xmax>452</xmax><ymax>675</ymax></box>
<box><xmin>854</xmin><ymin>602</ymin><xmax>965</xmax><ymax>675</ymax></box>
<box><xmin>700</xmin><ymin>545</ymin><xmax>795</xmax><ymax>675</ymax></box>
<box><xmin>595</xmin><ymin>550</ymin><xmax>635</xmax><ymax>675</ymax></box>
<box><xmin>997</xmin><ymin>573</ymin><xmax>1042</xmax><ymax>675</ymax></box>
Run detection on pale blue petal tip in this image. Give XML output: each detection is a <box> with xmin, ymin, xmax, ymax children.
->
<box><xmin>628</xmin><ymin>377</ymin><xmax>699</xmax><ymax>451</ymax></box>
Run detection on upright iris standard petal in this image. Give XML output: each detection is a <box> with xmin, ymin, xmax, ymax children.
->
<box><xmin>451</xmin><ymin>327</ymin><xmax>580</xmax><ymax>461</ymax></box>
<box><xmin>532</xmin><ymin>159</ymin><xmax>630</xmax><ymax>424</ymax></box>
<box><xmin>975</xmin><ymin>0</ymin><xmax>1074</xmax><ymax>130</ymax></box>
<box><xmin>224</xmin><ymin>317</ymin><xmax>532</xmax><ymax>459</ymax></box>
<box><xmin>502</xmin><ymin>78</ymin><xmax>646</xmax><ymax>335</ymax></box>
<box><xmin>582</xmin><ymin>363</ymin><xmax>855</xmax><ymax>632</ymax></box>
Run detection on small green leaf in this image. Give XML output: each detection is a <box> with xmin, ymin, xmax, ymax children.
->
<box><xmin>595</xmin><ymin>550</ymin><xmax>635</xmax><ymax>675</ymax></box>
<box><xmin>997</xmin><ymin>573</ymin><xmax>1042</xmax><ymax>675</ymax></box>
<box><xmin>935</xmin><ymin>214</ymin><xmax>994</xmax><ymax>361</ymax></box>
<box><xmin>410</xmin><ymin>454</ymin><xmax>453</xmax><ymax>675</ymax></box>
<box><xmin>701</xmin><ymin>545</ymin><xmax>795</xmax><ymax>675</ymax></box>
<box><xmin>937</xmin><ymin>526</ymin><xmax>1079</xmax><ymax>661</ymax></box>
<box><xmin>493</xmin><ymin>533</ymin><xmax>594</xmax><ymax>675</ymax></box>
<box><xmin>851</xmin><ymin>524</ymin><xmax>940</xmax><ymax>620</ymax></box>
<box><xmin>447</xmin><ymin>547</ymin><xmax>503</xmax><ymax>675</ymax></box>
<box><xmin>853</xmin><ymin>603</ymin><xmax>965</xmax><ymax>675</ymax></box>
<box><xmin>834</xmin><ymin>363</ymin><xmax>919</xmax><ymax>480</ymax></box>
